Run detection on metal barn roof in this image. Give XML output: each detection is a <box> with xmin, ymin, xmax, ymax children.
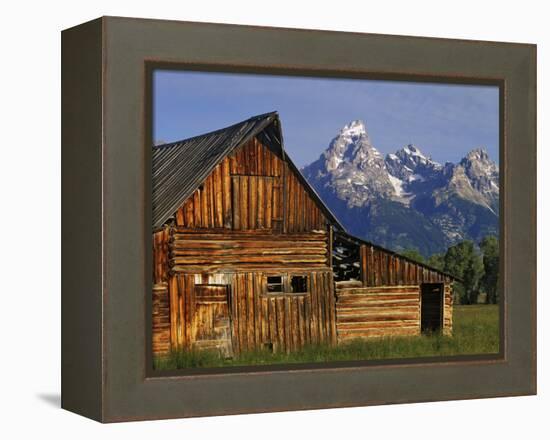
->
<box><xmin>152</xmin><ymin>112</ymin><xmax>344</xmax><ymax>230</ymax></box>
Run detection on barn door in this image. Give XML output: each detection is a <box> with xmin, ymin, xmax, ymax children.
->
<box><xmin>192</xmin><ymin>285</ymin><xmax>233</xmax><ymax>358</ymax></box>
<box><xmin>421</xmin><ymin>283</ymin><xmax>444</xmax><ymax>333</ymax></box>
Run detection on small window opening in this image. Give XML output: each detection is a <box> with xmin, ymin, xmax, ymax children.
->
<box><xmin>267</xmin><ymin>276</ymin><xmax>283</xmax><ymax>293</ymax></box>
<box><xmin>290</xmin><ymin>275</ymin><xmax>308</xmax><ymax>293</ymax></box>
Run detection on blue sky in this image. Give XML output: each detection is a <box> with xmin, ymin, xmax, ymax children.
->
<box><xmin>153</xmin><ymin>70</ymin><xmax>499</xmax><ymax>167</ymax></box>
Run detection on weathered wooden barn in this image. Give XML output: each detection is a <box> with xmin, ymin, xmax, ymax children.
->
<box><xmin>152</xmin><ymin>112</ymin><xmax>456</xmax><ymax>356</ymax></box>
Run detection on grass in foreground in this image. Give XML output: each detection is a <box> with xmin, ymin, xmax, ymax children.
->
<box><xmin>153</xmin><ymin>304</ymin><xmax>499</xmax><ymax>370</ymax></box>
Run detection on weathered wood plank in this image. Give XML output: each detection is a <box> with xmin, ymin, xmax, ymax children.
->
<box><xmin>304</xmin><ymin>286</ymin><xmax>312</xmax><ymax>345</ymax></box>
<box><xmin>315</xmin><ymin>273</ymin><xmax>324</xmax><ymax>343</ymax></box>
<box><xmin>291</xmin><ymin>296</ymin><xmax>299</xmax><ymax>350</ymax></box>
<box><xmin>309</xmin><ymin>272</ymin><xmax>319</xmax><ymax>344</ymax></box>
<box><xmin>249</xmin><ymin>175</ymin><xmax>257</xmax><ymax>229</ymax></box>
<box><xmin>336</xmin><ymin>306</ymin><xmax>420</xmax><ymax>316</ymax></box>
<box><xmin>257</xmin><ymin>175</ymin><xmax>264</xmax><ymax>229</ymax></box>
<box><xmin>268</xmin><ymin>298</ymin><xmax>277</xmax><ymax>349</ymax></box>
<box><xmin>237</xmin><ymin>274</ymin><xmax>247</xmax><ymax>352</ymax></box>
<box><xmin>276</xmin><ymin>298</ymin><xmax>285</xmax><ymax>353</ymax></box>
<box><xmin>246</xmin><ymin>273</ymin><xmax>254</xmax><ymax>349</ymax></box>
<box><xmin>213</xmin><ymin>165</ymin><xmax>223</xmax><ymax>228</ymax></box>
<box><xmin>337</xmin><ymin>314</ymin><xmax>419</xmax><ymax>323</ymax></box>
<box><xmin>170</xmin><ymin>255</ymin><xmax>327</xmax><ymax>265</ymax></box>
<box><xmin>338</xmin><ymin>327</ymin><xmax>420</xmax><ymax>339</ymax></box>
<box><xmin>284</xmin><ymin>295</ymin><xmax>291</xmax><ymax>353</ymax></box>
<box><xmin>170</xmin><ymin>263</ymin><xmax>330</xmax><ymax>273</ymax></box>
<box><xmin>253</xmin><ymin>273</ymin><xmax>262</xmax><ymax>347</ymax></box>
<box><xmin>261</xmin><ymin>296</ymin><xmax>268</xmax><ymax>344</ymax></box>
<box><xmin>297</xmin><ymin>296</ymin><xmax>305</xmax><ymax>349</ymax></box>
<box><xmin>168</xmin><ymin>276</ymin><xmax>178</xmax><ymax>349</ymax></box>
<box><xmin>171</xmin><ymin>247</ymin><xmax>327</xmax><ymax>257</ymax></box>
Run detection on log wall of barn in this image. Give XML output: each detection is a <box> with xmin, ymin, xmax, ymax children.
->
<box><xmin>335</xmin><ymin>283</ymin><xmax>453</xmax><ymax>342</ymax></box>
<box><xmin>336</xmin><ymin>285</ymin><xmax>422</xmax><ymax>340</ymax></box>
<box><xmin>169</xmin><ymin>229</ymin><xmax>329</xmax><ymax>272</ymax></box>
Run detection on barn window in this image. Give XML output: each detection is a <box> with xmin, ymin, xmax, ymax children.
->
<box><xmin>265</xmin><ymin>274</ymin><xmax>309</xmax><ymax>295</ymax></box>
<box><xmin>266</xmin><ymin>276</ymin><xmax>283</xmax><ymax>293</ymax></box>
<box><xmin>290</xmin><ymin>275</ymin><xmax>308</xmax><ymax>293</ymax></box>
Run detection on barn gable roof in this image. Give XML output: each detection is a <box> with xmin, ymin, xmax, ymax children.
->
<box><xmin>152</xmin><ymin>111</ymin><xmax>344</xmax><ymax>230</ymax></box>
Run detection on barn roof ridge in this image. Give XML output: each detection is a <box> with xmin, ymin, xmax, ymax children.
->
<box><xmin>153</xmin><ymin>111</ymin><xmax>279</xmax><ymax>150</ymax></box>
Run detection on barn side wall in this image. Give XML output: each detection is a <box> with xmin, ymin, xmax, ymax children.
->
<box><xmin>333</xmin><ymin>236</ymin><xmax>454</xmax><ymax>343</ymax></box>
<box><xmin>335</xmin><ymin>284</ymin><xmax>453</xmax><ymax>343</ymax></box>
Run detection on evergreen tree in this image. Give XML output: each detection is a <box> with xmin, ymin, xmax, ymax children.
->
<box><xmin>480</xmin><ymin>235</ymin><xmax>499</xmax><ymax>304</ymax></box>
<box><xmin>427</xmin><ymin>253</ymin><xmax>445</xmax><ymax>271</ymax></box>
<box><xmin>443</xmin><ymin>241</ymin><xmax>484</xmax><ymax>304</ymax></box>
<box><xmin>400</xmin><ymin>248</ymin><xmax>425</xmax><ymax>264</ymax></box>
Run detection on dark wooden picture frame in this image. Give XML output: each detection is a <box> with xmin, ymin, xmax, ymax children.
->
<box><xmin>62</xmin><ymin>16</ymin><xmax>536</xmax><ymax>422</ymax></box>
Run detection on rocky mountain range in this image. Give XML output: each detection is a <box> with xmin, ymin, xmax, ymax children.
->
<box><xmin>301</xmin><ymin>120</ymin><xmax>499</xmax><ymax>257</ymax></box>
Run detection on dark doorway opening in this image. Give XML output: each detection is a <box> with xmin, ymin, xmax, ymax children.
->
<box><xmin>421</xmin><ymin>283</ymin><xmax>444</xmax><ymax>333</ymax></box>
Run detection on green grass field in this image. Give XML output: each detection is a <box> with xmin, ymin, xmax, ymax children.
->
<box><xmin>153</xmin><ymin>304</ymin><xmax>499</xmax><ymax>370</ymax></box>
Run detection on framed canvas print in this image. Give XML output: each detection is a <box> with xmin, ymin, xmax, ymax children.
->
<box><xmin>61</xmin><ymin>16</ymin><xmax>536</xmax><ymax>422</ymax></box>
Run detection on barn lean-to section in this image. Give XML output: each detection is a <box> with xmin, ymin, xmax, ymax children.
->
<box><xmin>152</xmin><ymin>112</ymin><xmax>456</xmax><ymax>358</ymax></box>
<box><xmin>332</xmin><ymin>232</ymin><xmax>453</xmax><ymax>342</ymax></box>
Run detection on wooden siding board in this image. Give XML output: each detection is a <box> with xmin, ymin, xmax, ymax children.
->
<box><xmin>237</xmin><ymin>274</ymin><xmax>246</xmax><ymax>352</ymax></box>
<box><xmin>275</xmin><ymin>298</ymin><xmax>285</xmax><ymax>353</ymax></box>
<box><xmin>152</xmin><ymin>283</ymin><xmax>170</xmax><ymax>354</ymax></box>
<box><xmin>253</xmin><ymin>274</ymin><xmax>262</xmax><ymax>347</ymax></box>
<box><xmin>268</xmin><ymin>298</ymin><xmax>277</xmax><ymax>349</ymax></box>
<box><xmin>297</xmin><ymin>296</ymin><xmax>305</xmax><ymax>349</ymax></box>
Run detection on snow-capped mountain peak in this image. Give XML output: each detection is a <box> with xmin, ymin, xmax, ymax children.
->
<box><xmin>397</xmin><ymin>144</ymin><xmax>441</xmax><ymax>168</ymax></box>
<box><xmin>302</xmin><ymin>119</ymin><xmax>395</xmax><ymax>207</ymax></box>
<box><xmin>464</xmin><ymin>147</ymin><xmax>490</xmax><ymax>162</ymax></box>
<box><xmin>453</xmin><ymin>147</ymin><xmax>499</xmax><ymax>210</ymax></box>
<box><xmin>340</xmin><ymin>119</ymin><xmax>367</xmax><ymax>135</ymax></box>
<box><xmin>301</xmin><ymin>119</ymin><xmax>500</xmax><ymax>256</ymax></box>
<box><xmin>323</xmin><ymin>119</ymin><xmax>382</xmax><ymax>172</ymax></box>
<box><xmin>385</xmin><ymin>144</ymin><xmax>441</xmax><ymax>183</ymax></box>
